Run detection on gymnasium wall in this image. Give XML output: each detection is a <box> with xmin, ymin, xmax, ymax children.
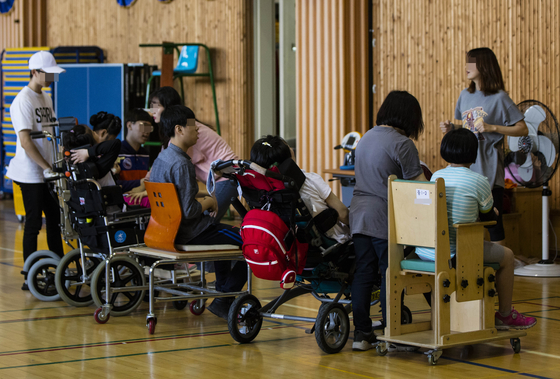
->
<box><xmin>371</xmin><ymin>0</ymin><xmax>560</xmax><ymax>208</ymax></box>
<box><xmin>297</xmin><ymin>0</ymin><xmax>560</xmax><ymax>209</ymax></box>
<box><xmin>0</xmin><ymin>0</ymin><xmax>47</xmax><ymax>53</ymax></box>
<box><xmin>44</xmin><ymin>0</ymin><xmax>254</xmax><ymax>159</ymax></box>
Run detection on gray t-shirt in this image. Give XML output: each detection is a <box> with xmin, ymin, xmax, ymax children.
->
<box><xmin>149</xmin><ymin>143</ymin><xmax>212</xmax><ymax>244</ymax></box>
<box><xmin>349</xmin><ymin>126</ymin><xmax>423</xmax><ymax>240</ymax></box>
<box><xmin>454</xmin><ymin>89</ymin><xmax>524</xmax><ymax>188</ymax></box>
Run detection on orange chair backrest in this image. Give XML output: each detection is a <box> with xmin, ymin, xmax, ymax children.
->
<box><xmin>144</xmin><ymin>182</ymin><xmax>182</xmax><ymax>252</ymax></box>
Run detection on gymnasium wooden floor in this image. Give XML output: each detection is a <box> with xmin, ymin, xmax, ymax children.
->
<box><xmin>0</xmin><ymin>199</ymin><xmax>559</xmax><ymax>378</ymax></box>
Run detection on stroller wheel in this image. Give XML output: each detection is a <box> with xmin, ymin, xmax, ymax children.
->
<box><xmin>55</xmin><ymin>248</ymin><xmax>101</xmax><ymax>307</ymax></box>
<box><xmin>401</xmin><ymin>305</ymin><xmax>413</xmax><ymax>325</ymax></box>
<box><xmin>172</xmin><ymin>301</ymin><xmax>188</xmax><ymax>310</ymax></box>
<box><xmin>228</xmin><ymin>294</ymin><xmax>263</xmax><ymax>343</ymax></box>
<box><xmin>91</xmin><ymin>256</ymin><xmax>145</xmax><ymax>316</ymax></box>
<box><xmin>189</xmin><ymin>300</ymin><xmax>205</xmax><ymax>315</ymax></box>
<box><xmin>28</xmin><ymin>258</ymin><xmax>61</xmax><ymax>302</ymax></box>
<box><xmin>315</xmin><ymin>302</ymin><xmax>350</xmax><ymax>354</ymax></box>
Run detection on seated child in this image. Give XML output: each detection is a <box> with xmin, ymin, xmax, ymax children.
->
<box><xmin>149</xmin><ymin>104</ymin><xmax>247</xmax><ymax>320</ymax></box>
<box><xmin>250</xmin><ymin>135</ymin><xmax>350</xmax><ymax>243</ymax></box>
<box><xmin>90</xmin><ymin>111</ymin><xmax>122</xmax><ymax>142</ymax></box>
<box><xmin>415</xmin><ymin>128</ymin><xmax>536</xmax><ymax>330</ymax></box>
<box><xmin>118</xmin><ymin>109</ymin><xmax>152</xmax><ymax>192</ymax></box>
<box><xmin>63</xmin><ymin>124</ymin><xmax>121</xmax><ymax>187</ymax></box>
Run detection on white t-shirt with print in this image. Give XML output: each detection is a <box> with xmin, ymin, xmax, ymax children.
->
<box><xmin>299</xmin><ymin>171</ymin><xmax>351</xmax><ymax>243</ymax></box>
<box><xmin>7</xmin><ymin>86</ymin><xmax>56</xmax><ymax>183</ymax></box>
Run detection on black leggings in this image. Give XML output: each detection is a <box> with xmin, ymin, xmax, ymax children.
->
<box><xmin>16</xmin><ymin>182</ymin><xmax>64</xmax><ymax>262</ymax></box>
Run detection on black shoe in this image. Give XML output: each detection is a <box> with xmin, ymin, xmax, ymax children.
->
<box><xmin>352</xmin><ymin>329</ymin><xmax>377</xmax><ymax>351</ymax></box>
<box><xmin>207</xmin><ymin>297</ymin><xmax>234</xmax><ymax>320</ymax></box>
<box><xmin>21</xmin><ymin>282</ymin><xmax>29</xmax><ymax>291</ymax></box>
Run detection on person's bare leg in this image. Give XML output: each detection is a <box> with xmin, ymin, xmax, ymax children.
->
<box><xmin>496</xmin><ymin>246</ymin><xmax>514</xmax><ymax>314</ymax></box>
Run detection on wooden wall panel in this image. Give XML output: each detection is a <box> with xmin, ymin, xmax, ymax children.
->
<box><xmin>0</xmin><ymin>0</ymin><xmax>46</xmax><ymax>52</ymax></box>
<box><xmin>45</xmin><ymin>0</ymin><xmax>253</xmax><ymax>159</ymax></box>
<box><xmin>371</xmin><ymin>0</ymin><xmax>560</xmax><ymax>209</ymax></box>
<box><xmin>296</xmin><ymin>0</ymin><xmax>369</xmax><ymax>189</ymax></box>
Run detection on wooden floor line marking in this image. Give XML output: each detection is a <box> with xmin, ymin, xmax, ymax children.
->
<box><xmin>0</xmin><ymin>343</ymin><xmax>232</xmax><ymax>370</ymax></box>
<box><xmin>318</xmin><ymin>365</ymin><xmax>378</xmax><ymax>378</ymax></box>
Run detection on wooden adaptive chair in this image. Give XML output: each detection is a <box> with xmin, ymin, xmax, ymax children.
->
<box><xmin>376</xmin><ymin>175</ymin><xmax>526</xmax><ymax>365</ymax></box>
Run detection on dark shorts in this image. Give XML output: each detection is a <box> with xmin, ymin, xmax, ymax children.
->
<box><xmin>487</xmin><ymin>187</ymin><xmax>505</xmax><ymax>241</ymax></box>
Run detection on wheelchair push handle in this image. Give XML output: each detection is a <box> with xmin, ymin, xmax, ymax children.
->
<box><xmin>70</xmin><ymin>178</ymin><xmax>102</xmax><ymax>190</ymax></box>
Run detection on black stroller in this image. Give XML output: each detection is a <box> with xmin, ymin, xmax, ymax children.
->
<box><xmin>211</xmin><ymin>158</ymin><xmax>413</xmax><ymax>354</ymax></box>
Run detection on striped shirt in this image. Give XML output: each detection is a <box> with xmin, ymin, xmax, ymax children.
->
<box><xmin>415</xmin><ymin>166</ymin><xmax>493</xmax><ymax>261</ymax></box>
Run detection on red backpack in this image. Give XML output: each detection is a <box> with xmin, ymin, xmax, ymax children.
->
<box><xmin>240</xmin><ymin>209</ymin><xmax>308</xmax><ymax>289</ymax></box>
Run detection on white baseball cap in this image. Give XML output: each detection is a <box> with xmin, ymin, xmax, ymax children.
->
<box><xmin>28</xmin><ymin>51</ymin><xmax>66</xmax><ymax>74</ymax></box>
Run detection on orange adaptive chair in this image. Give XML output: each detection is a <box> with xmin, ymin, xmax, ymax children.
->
<box><xmin>144</xmin><ymin>181</ymin><xmax>182</xmax><ymax>252</ymax></box>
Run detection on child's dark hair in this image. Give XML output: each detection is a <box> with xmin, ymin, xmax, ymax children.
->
<box><xmin>90</xmin><ymin>111</ymin><xmax>122</xmax><ymax>137</ymax></box>
<box><xmin>250</xmin><ymin>135</ymin><xmax>292</xmax><ymax>168</ymax></box>
<box><xmin>440</xmin><ymin>128</ymin><xmax>478</xmax><ymax>164</ymax></box>
<box><xmin>125</xmin><ymin>108</ymin><xmax>153</xmax><ymax>126</ymax></box>
<box><xmin>149</xmin><ymin>86</ymin><xmax>182</xmax><ymax>109</ymax></box>
<box><xmin>63</xmin><ymin>124</ymin><xmax>95</xmax><ymax>150</ymax></box>
<box><xmin>376</xmin><ymin>90</ymin><xmax>424</xmax><ymax>140</ymax></box>
<box><xmin>466</xmin><ymin>47</ymin><xmax>505</xmax><ymax>95</ymax></box>
<box><xmin>160</xmin><ymin>105</ymin><xmax>196</xmax><ymax>138</ymax></box>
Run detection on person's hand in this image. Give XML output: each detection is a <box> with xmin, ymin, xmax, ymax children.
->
<box><xmin>475</xmin><ymin>119</ymin><xmax>496</xmax><ymax>134</ymax></box>
<box><xmin>128</xmin><ymin>184</ymin><xmax>145</xmax><ymax>193</ymax></box>
<box><xmin>111</xmin><ymin>162</ymin><xmax>121</xmax><ymax>176</ymax></box>
<box><xmin>440</xmin><ymin>120</ymin><xmax>453</xmax><ymax>134</ymax></box>
<box><xmin>125</xmin><ymin>190</ymin><xmax>147</xmax><ymax>205</ymax></box>
<box><xmin>206</xmin><ymin>196</ymin><xmax>218</xmax><ymax>218</ymax></box>
<box><xmin>43</xmin><ymin>168</ymin><xmax>58</xmax><ymax>179</ymax></box>
<box><xmin>70</xmin><ymin>149</ymin><xmax>89</xmax><ymax>164</ymax></box>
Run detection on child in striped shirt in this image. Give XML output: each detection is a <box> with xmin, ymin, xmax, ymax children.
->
<box><xmin>416</xmin><ymin>128</ymin><xmax>536</xmax><ymax>330</ymax></box>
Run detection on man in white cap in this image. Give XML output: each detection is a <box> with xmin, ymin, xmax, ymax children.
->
<box><xmin>6</xmin><ymin>51</ymin><xmax>66</xmax><ymax>290</ymax></box>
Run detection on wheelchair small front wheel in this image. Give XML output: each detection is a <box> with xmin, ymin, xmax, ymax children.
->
<box><xmin>315</xmin><ymin>302</ymin><xmax>350</xmax><ymax>354</ymax></box>
<box><xmin>228</xmin><ymin>294</ymin><xmax>263</xmax><ymax>344</ymax></box>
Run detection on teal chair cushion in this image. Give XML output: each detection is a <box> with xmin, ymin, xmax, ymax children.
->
<box><xmin>400</xmin><ymin>258</ymin><xmax>500</xmax><ymax>273</ymax></box>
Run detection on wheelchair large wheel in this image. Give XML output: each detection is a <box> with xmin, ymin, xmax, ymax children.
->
<box><xmin>55</xmin><ymin>248</ymin><xmax>102</xmax><ymax>307</ymax></box>
<box><xmin>91</xmin><ymin>256</ymin><xmax>145</xmax><ymax>317</ymax></box>
<box><xmin>315</xmin><ymin>302</ymin><xmax>350</xmax><ymax>354</ymax></box>
<box><xmin>228</xmin><ymin>294</ymin><xmax>263</xmax><ymax>344</ymax></box>
<box><xmin>28</xmin><ymin>258</ymin><xmax>61</xmax><ymax>301</ymax></box>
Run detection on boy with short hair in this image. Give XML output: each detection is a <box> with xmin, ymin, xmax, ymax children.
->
<box><xmin>7</xmin><ymin>51</ymin><xmax>65</xmax><ymax>289</ymax></box>
<box><xmin>117</xmin><ymin>109</ymin><xmax>152</xmax><ymax>192</ymax></box>
<box><xmin>149</xmin><ymin>105</ymin><xmax>247</xmax><ymax>320</ymax></box>
<box><xmin>416</xmin><ymin>128</ymin><xmax>536</xmax><ymax>330</ymax></box>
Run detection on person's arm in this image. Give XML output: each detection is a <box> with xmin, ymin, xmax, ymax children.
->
<box><xmin>476</xmin><ymin>119</ymin><xmax>529</xmax><ymax>137</ymax></box>
<box><xmin>87</xmin><ymin>140</ymin><xmax>121</xmax><ymax>178</ymax></box>
<box><xmin>411</xmin><ymin>172</ymin><xmax>428</xmax><ymax>182</ymax></box>
<box><xmin>325</xmin><ymin>192</ymin><xmax>349</xmax><ymax>225</ymax></box>
<box><xmin>19</xmin><ymin>130</ymin><xmax>51</xmax><ymax>170</ymax></box>
<box><xmin>439</xmin><ymin>119</ymin><xmax>464</xmax><ymax>134</ymax></box>
<box><xmin>197</xmin><ymin>195</ymin><xmax>218</xmax><ymax>217</ymax></box>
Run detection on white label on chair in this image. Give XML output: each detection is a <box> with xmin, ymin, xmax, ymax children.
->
<box><xmin>415</xmin><ymin>189</ymin><xmax>432</xmax><ymax>205</ymax></box>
